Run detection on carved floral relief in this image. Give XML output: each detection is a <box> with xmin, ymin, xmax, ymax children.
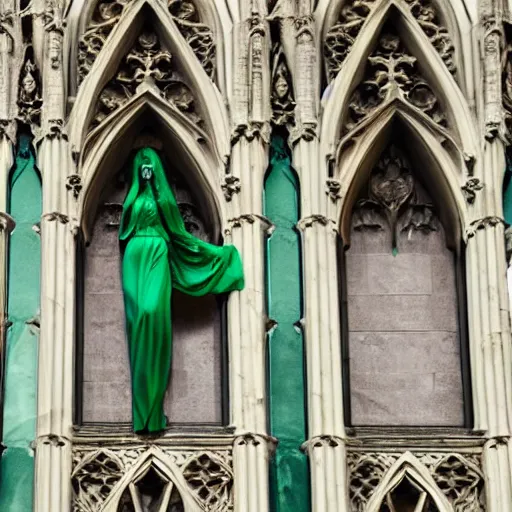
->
<box><xmin>78</xmin><ymin>0</ymin><xmax>128</xmax><ymax>84</ymax></box>
<box><xmin>324</xmin><ymin>0</ymin><xmax>456</xmax><ymax>83</ymax></box>
<box><xmin>168</xmin><ymin>0</ymin><xmax>216</xmax><ymax>81</ymax></box>
<box><xmin>352</xmin><ymin>144</ymin><xmax>437</xmax><ymax>251</ymax></box>
<box><xmin>343</xmin><ymin>26</ymin><xmax>447</xmax><ymax>134</ymax></box>
<box><xmin>91</xmin><ymin>28</ymin><xmax>202</xmax><ymax>130</ymax></box>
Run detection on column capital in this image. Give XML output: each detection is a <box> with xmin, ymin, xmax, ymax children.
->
<box><xmin>296</xmin><ymin>214</ymin><xmax>337</xmax><ymax>232</ymax></box>
<box><xmin>301</xmin><ymin>434</ymin><xmax>345</xmax><ymax>455</ymax></box>
<box><xmin>0</xmin><ymin>212</ymin><xmax>15</xmax><ymax>234</ymax></box>
<box><xmin>466</xmin><ymin>216</ymin><xmax>505</xmax><ymax>238</ymax></box>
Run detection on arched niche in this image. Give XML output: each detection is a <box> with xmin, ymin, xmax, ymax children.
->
<box><xmin>337</xmin><ymin>112</ymin><xmax>467</xmax><ymax>248</ymax></box>
<box><xmin>338</xmin><ymin>122</ymin><xmax>470</xmax><ymax>427</ymax></box>
<box><xmin>78</xmin><ymin>90</ymin><xmax>225</xmax><ymax>244</ymax></box>
<box><xmin>76</xmin><ymin>124</ymin><xmax>227</xmax><ymax>427</ymax></box>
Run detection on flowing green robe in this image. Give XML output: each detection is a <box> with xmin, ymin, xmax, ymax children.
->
<box><xmin>119</xmin><ymin>148</ymin><xmax>244</xmax><ymax>433</ymax></box>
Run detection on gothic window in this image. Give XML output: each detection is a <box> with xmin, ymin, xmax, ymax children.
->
<box><xmin>341</xmin><ymin>142</ymin><xmax>469</xmax><ymax>427</ymax></box>
<box><xmin>77</xmin><ymin>140</ymin><xmax>225</xmax><ymax>427</ymax></box>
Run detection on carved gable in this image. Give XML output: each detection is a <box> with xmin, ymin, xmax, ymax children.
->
<box><xmin>324</xmin><ymin>0</ymin><xmax>456</xmax><ymax>83</ymax></box>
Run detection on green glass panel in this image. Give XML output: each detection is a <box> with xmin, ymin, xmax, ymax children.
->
<box><xmin>265</xmin><ymin>134</ymin><xmax>310</xmax><ymax>511</ymax></box>
<box><xmin>0</xmin><ymin>133</ymin><xmax>41</xmax><ymax>511</ymax></box>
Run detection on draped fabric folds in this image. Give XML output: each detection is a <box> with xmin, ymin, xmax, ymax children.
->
<box><xmin>119</xmin><ymin>147</ymin><xmax>244</xmax><ymax>433</ymax></box>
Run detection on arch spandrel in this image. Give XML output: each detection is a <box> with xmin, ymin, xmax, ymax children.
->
<box><xmin>336</xmin><ymin>108</ymin><xmax>467</xmax><ymax>248</ymax></box>
<box><xmin>319</xmin><ymin>0</ymin><xmax>478</xmax><ymax>161</ymax></box>
<box><xmin>78</xmin><ymin>90</ymin><xmax>225</xmax><ymax>244</ymax></box>
<box><xmin>67</xmin><ymin>0</ymin><xmax>230</xmax><ymax>161</ymax></box>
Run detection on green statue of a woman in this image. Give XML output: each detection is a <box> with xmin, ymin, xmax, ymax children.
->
<box><xmin>119</xmin><ymin>147</ymin><xmax>244</xmax><ymax>433</ymax></box>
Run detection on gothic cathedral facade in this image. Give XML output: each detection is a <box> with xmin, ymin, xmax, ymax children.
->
<box><xmin>0</xmin><ymin>0</ymin><xmax>512</xmax><ymax>511</ymax></box>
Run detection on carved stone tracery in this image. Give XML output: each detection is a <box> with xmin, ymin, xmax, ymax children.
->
<box><xmin>352</xmin><ymin>144</ymin><xmax>437</xmax><ymax>250</ymax></box>
<box><xmin>324</xmin><ymin>0</ymin><xmax>456</xmax><ymax>83</ymax></box>
<box><xmin>343</xmin><ymin>26</ymin><xmax>447</xmax><ymax>134</ymax></box>
<box><xmin>91</xmin><ymin>28</ymin><xmax>202</xmax><ymax>130</ymax></box>
<box><xmin>347</xmin><ymin>451</ymin><xmax>485</xmax><ymax>512</ymax></box>
<box><xmin>182</xmin><ymin>453</ymin><xmax>233</xmax><ymax>509</ymax></box>
<box><xmin>168</xmin><ymin>0</ymin><xmax>216</xmax><ymax>81</ymax></box>
<box><xmin>72</xmin><ymin>446</ymin><xmax>234</xmax><ymax>511</ymax></box>
<box><xmin>78</xmin><ymin>0</ymin><xmax>128</xmax><ymax>84</ymax></box>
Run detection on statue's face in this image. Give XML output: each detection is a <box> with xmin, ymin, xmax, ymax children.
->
<box><xmin>141</xmin><ymin>163</ymin><xmax>154</xmax><ymax>181</ymax></box>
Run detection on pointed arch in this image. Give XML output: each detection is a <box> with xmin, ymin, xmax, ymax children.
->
<box><xmin>101</xmin><ymin>446</ymin><xmax>202</xmax><ymax>511</ymax></box>
<box><xmin>336</xmin><ymin>106</ymin><xmax>467</xmax><ymax>247</ymax></box>
<box><xmin>66</xmin><ymin>0</ymin><xmax>234</xmax><ymax>101</ymax></box>
<box><xmin>317</xmin><ymin>0</ymin><xmax>472</xmax><ymax>90</ymax></box>
<box><xmin>366</xmin><ymin>452</ymin><xmax>453</xmax><ymax>512</ymax></box>
<box><xmin>319</xmin><ymin>0</ymin><xmax>478</xmax><ymax>161</ymax></box>
<box><xmin>67</xmin><ymin>0</ymin><xmax>230</xmax><ymax>161</ymax></box>
<box><xmin>78</xmin><ymin>88</ymin><xmax>225</xmax><ymax>243</ymax></box>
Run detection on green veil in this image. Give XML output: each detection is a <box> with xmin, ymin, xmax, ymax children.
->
<box><xmin>120</xmin><ymin>147</ymin><xmax>244</xmax><ymax>432</ymax></box>
<box><xmin>120</xmin><ymin>147</ymin><xmax>245</xmax><ymax>294</ymax></box>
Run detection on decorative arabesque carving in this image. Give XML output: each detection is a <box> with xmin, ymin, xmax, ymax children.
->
<box><xmin>324</xmin><ymin>0</ymin><xmax>456</xmax><ymax>83</ymax></box>
<box><xmin>78</xmin><ymin>0</ymin><xmax>128</xmax><ymax>84</ymax></box>
<box><xmin>352</xmin><ymin>145</ymin><xmax>437</xmax><ymax>251</ymax></box>
<box><xmin>17</xmin><ymin>57</ymin><xmax>42</xmax><ymax>125</ymax></box>
<box><xmin>91</xmin><ymin>28</ymin><xmax>202</xmax><ymax>129</ymax></box>
<box><xmin>271</xmin><ymin>43</ymin><xmax>295</xmax><ymax>126</ymax></box>
<box><xmin>72</xmin><ymin>446</ymin><xmax>234</xmax><ymax>511</ymax></box>
<box><xmin>343</xmin><ymin>26</ymin><xmax>447</xmax><ymax>134</ymax></box>
<box><xmin>347</xmin><ymin>451</ymin><xmax>485</xmax><ymax>512</ymax></box>
<box><xmin>168</xmin><ymin>0</ymin><xmax>216</xmax><ymax>81</ymax></box>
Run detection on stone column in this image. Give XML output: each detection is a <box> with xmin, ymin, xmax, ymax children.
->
<box><xmin>290</xmin><ymin>11</ymin><xmax>350</xmax><ymax>512</ymax></box>
<box><xmin>33</xmin><ymin>3</ymin><xmax>77</xmax><ymax>510</ymax></box>
<box><xmin>474</xmin><ymin>2</ymin><xmax>512</xmax><ymax>509</ymax></box>
<box><xmin>229</xmin><ymin>5</ymin><xmax>273</xmax><ymax>511</ymax></box>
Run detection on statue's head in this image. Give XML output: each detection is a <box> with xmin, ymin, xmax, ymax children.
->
<box><xmin>140</xmin><ymin>160</ymin><xmax>154</xmax><ymax>181</ymax></box>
